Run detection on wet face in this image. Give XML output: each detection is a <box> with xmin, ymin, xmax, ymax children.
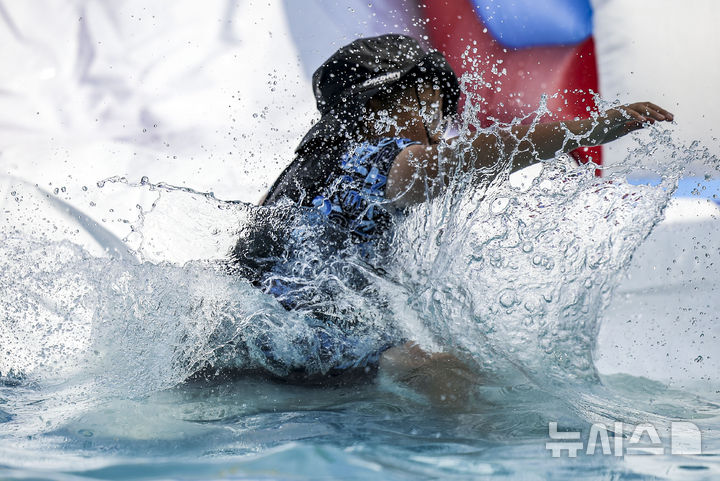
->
<box><xmin>365</xmin><ymin>81</ymin><xmax>445</xmax><ymax>145</ymax></box>
<box><xmin>414</xmin><ymin>82</ymin><xmax>445</xmax><ymax>144</ymax></box>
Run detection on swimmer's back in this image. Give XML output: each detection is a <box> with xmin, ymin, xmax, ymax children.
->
<box><xmin>262</xmin><ymin>137</ymin><xmax>420</xmax><ymax>244</ymax></box>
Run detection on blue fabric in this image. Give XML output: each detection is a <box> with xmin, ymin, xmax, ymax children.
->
<box><xmin>312</xmin><ymin>137</ymin><xmax>420</xmax><ymax>240</ymax></box>
<box><xmin>471</xmin><ymin>0</ymin><xmax>593</xmax><ymax>48</ymax></box>
<box><xmin>260</xmin><ymin>137</ymin><xmax>418</xmax><ymax>373</ymax></box>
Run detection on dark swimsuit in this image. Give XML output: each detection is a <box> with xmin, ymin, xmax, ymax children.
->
<box><xmin>233</xmin><ymin>137</ymin><xmax>420</xmax><ymax>378</ymax></box>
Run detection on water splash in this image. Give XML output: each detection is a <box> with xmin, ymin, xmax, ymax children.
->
<box><xmin>390</xmin><ymin>160</ymin><xmax>673</xmax><ymax>385</ymax></box>
<box><xmin>387</xmin><ymin>80</ymin><xmax>720</xmax><ymax>388</ymax></box>
<box><xmin>1</xmin><ymin>84</ymin><xmax>718</xmax><ymax>431</ymax></box>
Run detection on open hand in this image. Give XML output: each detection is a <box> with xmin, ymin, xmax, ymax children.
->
<box><xmin>600</xmin><ymin>102</ymin><xmax>674</xmax><ymax>143</ymax></box>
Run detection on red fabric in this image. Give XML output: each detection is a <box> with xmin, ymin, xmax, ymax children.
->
<box><xmin>422</xmin><ymin>0</ymin><xmax>601</xmax><ymax>173</ymax></box>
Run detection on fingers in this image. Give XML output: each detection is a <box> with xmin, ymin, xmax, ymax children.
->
<box><xmin>615</xmin><ymin>107</ymin><xmax>649</xmax><ymax>133</ymax></box>
<box><xmin>624</xmin><ymin>108</ymin><xmax>647</xmax><ymax>123</ymax></box>
<box><xmin>599</xmin><ymin>101</ymin><xmax>673</xmax><ymax>144</ymax></box>
<box><xmin>647</xmin><ymin>102</ymin><xmax>674</xmax><ymax>121</ymax></box>
<box><xmin>627</xmin><ymin>102</ymin><xmax>675</xmax><ymax>123</ymax></box>
<box><xmin>640</xmin><ymin>104</ymin><xmax>667</xmax><ymax>122</ymax></box>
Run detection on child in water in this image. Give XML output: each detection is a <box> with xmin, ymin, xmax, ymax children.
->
<box><xmin>232</xmin><ymin>35</ymin><xmax>673</xmax><ymax>400</ymax></box>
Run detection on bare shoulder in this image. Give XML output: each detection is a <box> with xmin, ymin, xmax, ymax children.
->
<box><xmin>393</xmin><ymin>143</ymin><xmax>435</xmax><ymax>165</ymax></box>
<box><xmin>386</xmin><ymin>143</ymin><xmax>438</xmax><ymax>206</ymax></box>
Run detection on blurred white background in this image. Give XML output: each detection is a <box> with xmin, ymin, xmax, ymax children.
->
<box><xmin>1</xmin><ymin>0</ymin><xmax>717</xmax><ymax>203</ymax></box>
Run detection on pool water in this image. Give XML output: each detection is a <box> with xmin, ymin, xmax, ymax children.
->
<box><xmin>1</xmin><ymin>372</ymin><xmax>718</xmax><ymax>480</ymax></box>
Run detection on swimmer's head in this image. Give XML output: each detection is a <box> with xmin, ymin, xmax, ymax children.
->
<box><xmin>297</xmin><ymin>35</ymin><xmax>459</xmax><ymax>152</ymax></box>
<box><xmin>365</xmin><ymin>81</ymin><xmax>446</xmax><ymax>144</ymax></box>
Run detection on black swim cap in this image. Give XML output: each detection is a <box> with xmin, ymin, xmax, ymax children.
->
<box><xmin>297</xmin><ymin>34</ymin><xmax>460</xmax><ymax>152</ymax></box>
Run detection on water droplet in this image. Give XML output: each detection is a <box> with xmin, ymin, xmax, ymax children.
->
<box><xmin>499</xmin><ymin>289</ymin><xmax>516</xmax><ymax>308</ymax></box>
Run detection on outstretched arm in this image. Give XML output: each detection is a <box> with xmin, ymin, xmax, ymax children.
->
<box><xmin>387</xmin><ymin>102</ymin><xmax>674</xmax><ymax>206</ymax></box>
<box><xmin>499</xmin><ymin>102</ymin><xmax>673</xmax><ymax>170</ymax></box>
